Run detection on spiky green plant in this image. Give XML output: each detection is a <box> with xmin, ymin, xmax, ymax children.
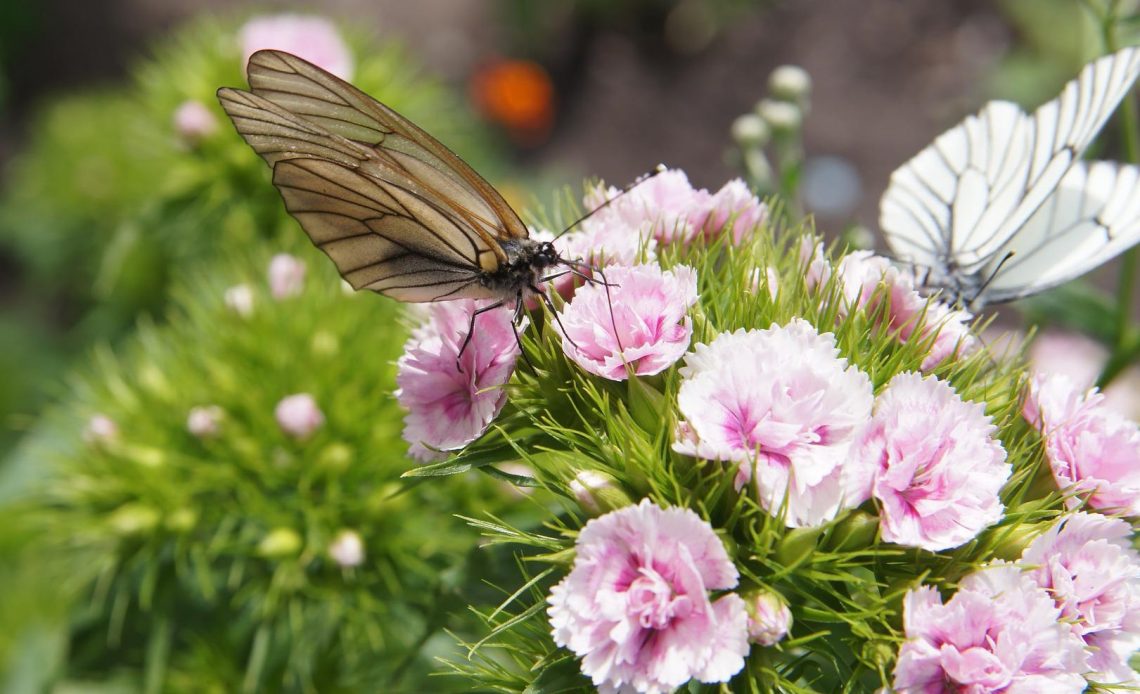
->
<box><xmin>5</xmin><ymin>242</ymin><xmax>549</xmax><ymax>693</ymax></box>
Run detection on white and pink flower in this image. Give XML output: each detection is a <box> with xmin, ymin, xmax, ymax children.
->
<box><xmin>698</xmin><ymin>178</ymin><xmax>767</xmax><ymax>245</ymax></box>
<box><xmin>396</xmin><ymin>300</ymin><xmax>523</xmax><ymax>461</ymax></box>
<box><xmin>894</xmin><ymin>564</ymin><xmax>1088</xmax><ymax>693</ymax></box>
<box><xmin>275</xmin><ymin>393</ymin><xmax>324</xmax><ymax>439</ymax></box>
<box><xmin>673</xmin><ymin>319</ymin><xmax>873</xmax><ymax>527</ymax></box>
<box><xmin>239</xmin><ymin>14</ymin><xmax>354</xmax><ymax>80</ymax></box>
<box><xmin>548</xmin><ymin>499</ymin><xmax>749</xmax><ymax>693</ymax></box>
<box><xmin>172</xmin><ymin>100</ymin><xmax>218</xmax><ymax>142</ymax></box>
<box><xmin>850</xmin><ymin>372</ymin><xmax>1009</xmax><ymax>551</ymax></box>
<box><xmin>1021</xmin><ymin>512</ymin><xmax>1140</xmax><ymax>685</ymax></box>
<box><xmin>1024</xmin><ymin>373</ymin><xmax>1140</xmax><ymax>515</ymax></box>
<box><xmin>585</xmin><ymin>168</ymin><xmax>711</xmax><ymax>244</ymax></box>
<box><xmin>555</xmin><ymin>264</ymin><xmax>698</xmax><ymax>381</ymax></box>
<box><xmin>268</xmin><ymin>253</ymin><xmax>306</xmax><ymax>299</ymax></box>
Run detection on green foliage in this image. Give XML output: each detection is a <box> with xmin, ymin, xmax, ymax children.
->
<box><xmin>409</xmin><ymin>199</ymin><xmax>1039</xmax><ymax>692</ymax></box>
<box><xmin>6</xmin><ymin>245</ymin><xmax>546</xmax><ymax>692</ymax></box>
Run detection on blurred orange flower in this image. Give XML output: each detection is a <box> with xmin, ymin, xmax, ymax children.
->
<box><xmin>470</xmin><ymin>59</ymin><xmax>555</xmax><ymax>145</ymax></box>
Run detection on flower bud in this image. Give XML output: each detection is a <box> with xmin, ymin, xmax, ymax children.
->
<box><xmin>108</xmin><ymin>503</ymin><xmax>161</xmax><ymax>536</ymax></box>
<box><xmin>744</xmin><ymin>590</ymin><xmax>793</xmax><ymax>646</ymax></box>
<box><xmin>328</xmin><ymin>529</ymin><xmax>365</xmax><ymax>567</ymax></box>
<box><xmin>774</xmin><ymin>526</ymin><xmax>822</xmax><ymax>567</ymax></box>
<box><xmin>569</xmin><ymin>470</ymin><xmax>630</xmax><ymax>515</ymax></box>
<box><xmin>224</xmin><ymin>284</ymin><xmax>255</xmax><ymax>317</ymax></box>
<box><xmin>83</xmin><ymin>414</ymin><xmax>119</xmax><ymax>446</ymax></box>
<box><xmin>258</xmin><ymin>527</ymin><xmax>303</xmax><ymax>558</ymax></box>
<box><xmin>731</xmin><ymin>113</ymin><xmax>770</xmax><ymax>148</ymax></box>
<box><xmin>268</xmin><ymin>253</ymin><xmax>306</xmax><ymax>299</ymax></box>
<box><xmin>275</xmin><ymin>393</ymin><xmax>324</xmax><ymax>440</ymax></box>
<box><xmin>172</xmin><ymin>100</ymin><xmax>218</xmax><ymax>143</ymax></box>
<box><xmin>316</xmin><ymin>442</ymin><xmax>353</xmax><ymax>473</ymax></box>
<box><xmin>827</xmin><ymin>510</ymin><xmax>879</xmax><ymax>552</ymax></box>
<box><xmin>756</xmin><ymin>99</ymin><xmax>802</xmax><ymax>134</ymax></box>
<box><xmin>187</xmin><ymin>405</ymin><xmax>224</xmax><ymax>439</ymax></box>
<box><xmin>768</xmin><ymin>65</ymin><xmax>812</xmax><ymax>104</ymax></box>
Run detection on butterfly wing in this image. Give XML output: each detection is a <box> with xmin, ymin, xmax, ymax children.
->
<box><xmin>980</xmin><ymin>161</ymin><xmax>1140</xmax><ymax>303</ymax></box>
<box><xmin>217</xmin><ymin>50</ymin><xmax>530</xmax><ymax>300</ymax></box>
<box><xmin>880</xmin><ymin>47</ymin><xmax>1140</xmax><ymax>298</ymax></box>
<box><xmin>243</xmin><ymin>50</ymin><xmax>529</xmax><ymax>248</ymax></box>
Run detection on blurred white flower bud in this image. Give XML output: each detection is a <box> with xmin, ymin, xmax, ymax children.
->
<box><xmin>731</xmin><ymin>113</ymin><xmax>770</xmax><ymax>148</ymax></box>
<box><xmin>329</xmin><ymin>529</ymin><xmax>365</xmax><ymax>567</ymax></box>
<box><xmin>268</xmin><ymin>253</ymin><xmax>306</xmax><ymax>299</ymax></box>
<box><xmin>224</xmin><ymin>284</ymin><xmax>255</xmax><ymax>317</ymax></box>
<box><xmin>173</xmin><ymin>100</ymin><xmax>218</xmax><ymax>143</ymax></box>
<box><xmin>187</xmin><ymin>405</ymin><xmax>224</xmax><ymax>439</ymax></box>
<box><xmin>768</xmin><ymin>65</ymin><xmax>812</xmax><ymax>103</ymax></box>
<box><xmin>756</xmin><ymin>99</ymin><xmax>802</xmax><ymax>133</ymax></box>
<box><xmin>84</xmin><ymin>414</ymin><xmax>119</xmax><ymax>446</ymax></box>
<box><xmin>275</xmin><ymin>393</ymin><xmax>324</xmax><ymax>439</ymax></box>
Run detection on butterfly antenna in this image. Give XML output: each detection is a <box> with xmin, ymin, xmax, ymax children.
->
<box><xmin>968</xmin><ymin>251</ymin><xmax>1015</xmax><ymax>309</ymax></box>
<box><xmin>530</xmin><ymin>284</ymin><xmax>585</xmax><ymax>354</ymax></box>
<box><xmin>552</xmin><ymin>165</ymin><xmax>666</xmax><ymax>241</ymax></box>
<box><xmin>597</xmin><ymin>267</ymin><xmax>627</xmax><ymax>357</ymax></box>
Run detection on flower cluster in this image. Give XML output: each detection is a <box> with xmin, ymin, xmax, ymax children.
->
<box><xmin>895</xmin><ymin>511</ymin><xmax>1140</xmax><ymax>690</ymax></box>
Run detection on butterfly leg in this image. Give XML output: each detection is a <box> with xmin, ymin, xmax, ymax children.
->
<box><xmin>456</xmin><ymin>300</ymin><xmax>506</xmax><ymax>372</ymax></box>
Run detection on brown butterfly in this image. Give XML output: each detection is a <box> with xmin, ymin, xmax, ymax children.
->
<box><xmin>217</xmin><ymin>49</ymin><xmax>573</xmax><ymax>346</ymax></box>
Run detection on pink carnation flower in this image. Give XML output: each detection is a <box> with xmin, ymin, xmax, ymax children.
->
<box><xmin>894</xmin><ymin>563</ymin><xmax>1089</xmax><ymax>693</ymax></box>
<box><xmin>268</xmin><ymin>253</ymin><xmax>306</xmax><ymax>299</ymax></box>
<box><xmin>850</xmin><ymin>372</ymin><xmax>1009</xmax><ymax>551</ymax></box>
<box><xmin>1025</xmin><ymin>373</ymin><xmax>1140</xmax><ymax>515</ymax></box>
<box><xmin>555</xmin><ymin>264</ymin><xmax>697</xmax><ymax>381</ymax></box>
<box><xmin>172</xmin><ymin>100</ymin><xmax>218</xmax><ymax>142</ymax></box>
<box><xmin>673</xmin><ymin>319</ymin><xmax>873</xmax><ymax>527</ymax></box>
<box><xmin>832</xmin><ymin>252</ymin><xmax>976</xmax><ymax>369</ymax></box>
<box><xmin>1021</xmin><ymin>512</ymin><xmax>1140</xmax><ymax>685</ymax></box>
<box><xmin>800</xmin><ymin>238</ymin><xmax>831</xmax><ymax>289</ymax></box>
<box><xmin>239</xmin><ymin>14</ymin><xmax>354</xmax><ymax>80</ymax></box>
<box><xmin>586</xmin><ymin>168</ymin><xmax>711</xmax><ymax>244</ymax></box>
<box><xmin>275</xmin><ymin>393</ymin><xmax>324</xmax><ymax>439</ymax></box>
<box><xmin>531</xmin><ymin>223</ymin><xmax>656</xmax><ymax>303</ymax></box>
<box><xmin>396</xmin><ymin>300</ymin><xmax>522</xmax><ymax>461</ymax></box>
<box><xmin>548</xmin><ymin>499</ymin><xmax>749</xmax><ymax>693</ymax></box>
<box><xmin>1030</xmin><ymin>331</ymin><xmax>1140</xmax><ymax>420</ymax></box>
<box><xmin>699</xmin><ymin>178</ymin><xmax>767</xmax><ymax>245</ymax></box>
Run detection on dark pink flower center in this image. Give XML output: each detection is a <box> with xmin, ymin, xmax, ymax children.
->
<box><xmin>627</xmin><ymin>566</ymin><xmax>692</xmax><ymax>629</ymax></box>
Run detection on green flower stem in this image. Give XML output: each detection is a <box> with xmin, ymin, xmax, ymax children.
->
<box><xmin>1096</xmin><ymin>0</ymin><xmax>1140</xmax><ymax>386</ymax></box>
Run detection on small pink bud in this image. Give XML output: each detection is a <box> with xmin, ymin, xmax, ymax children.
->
<box><xmin>224</xmin><ymin>284</ymin><xmax>255</xmax><ymax>317</ymax></box>
<box><xmin>84</xmin><ymin>414</ymin><xmax>119</xmax><ymax>445</ymax></box>
<box><xmin>186</xmin><ymin>405</ymin><xmax>223</xmax><ymax>439</ymax></box>
<box><xmin>568</xmin><ymin>470</ymin><xmax>629</xmax><ymax>515</ymax></box>
<box><xmin>746</xmin><ymin>591</ymin><xmax>793</xmax><ymax>646</ymax></box>
<box><xmin>275</xmin><ymin>393</ymin><xmax>324</xmax><ymax>439</ymax></box>
<box><xmin>172</xmin><ymin>100</ymin><xmax>218</xmax><ymax>143</ymax></box>
<box><xmin>329</xmin><ymin>529</ymin><xmax>365</xmax><ymax>567</ymax></box>
<box><xmin>268</xmin><ymin>253</ymin><xmax>306</xmax><ymax>299</ymax></box>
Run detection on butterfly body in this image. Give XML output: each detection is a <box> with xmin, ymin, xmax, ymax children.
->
<box><xmin>880</xmin><ymin>48</ymin><xmax>1140</xmax><ymax>309</ymax></box>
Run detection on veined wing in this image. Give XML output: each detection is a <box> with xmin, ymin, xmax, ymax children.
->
<box><xmin>881</xmin><ymin>47</ymin><xmax>1140</xmax><ymax>278</ymax></box>
<box><xmin>982</xmin><ymin>161</ymin><xmax>1140</xmax><ymax>303</ymax></box>
<box><xmin>273</xmin><ymin>157</ymin><xmax>502</xmax><ymax>302</ymax></box>
<box><xmin>218</xmin><ymin>86</ymin><xmax>511</xmax><ymax>282</ymax></box>
<box><xmin>244</xmin><ymin>50</ymin><xmax>529</xmax><ymax>253</ymax></box>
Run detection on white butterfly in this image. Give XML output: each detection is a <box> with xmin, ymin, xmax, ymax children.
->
<box><xmin>880</xmin><ymin>47</ymin><xmax>1140</xmax><ymax>309</ymax></box>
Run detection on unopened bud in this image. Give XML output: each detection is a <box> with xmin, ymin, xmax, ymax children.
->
<box><xmin>768</xmin><ymin>65</ymin><xmax>812</xmax><ymax>103</ymax></box>
<box><xmin>744</xmin><ymin>590</ymin><xmax>793</xmax><ymax>646</ymax></box>
<box><xmin>756</xmin><ymin>99</ymin><xmax>802</xmax><ymax>133</ymax></box>
<box><xmin>258</xmin><ymin>527</ymin><xmax>303</xmax><ymax>558</ymax></box>
<box><xmin>329</xmin><ymin>529</ymin><xmax>365</xmax><ymax>567</ymax></box>
<box><xmin>569</xmin><ymin>470</ymin><xmax>629</xmax><ymax>515</ymax></box>
<box><xmin>731</xmin><ymin>113</ymin><xmax>770</xmax><ymax>148</ymax></box>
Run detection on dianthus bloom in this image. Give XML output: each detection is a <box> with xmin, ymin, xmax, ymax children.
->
<box><xmin>396</xmin><ymin>300</ymin><xmax>522</xmax><ymax>461</ymax></box>
<box><xmin>584</xmin><ymin>170</ymin><xmax>765</xmax><ymax>247</ymax></box>
<box><xmin>894</xmin><ymin>563</ymin><xmax>1088</xmax><ymax>693</ymax></box>
<box><xmin>275</xmin><ymin>393</ymin><xmax>324</xmax><ymax>439</ymax></box>
<box><xmin>172</xmin><ymin>100</ymin><xmax>217</xmax><ymax>143</ymax></box>
<box><xmin>1024</xmin><ymin>373</ymin><xmax>1140</xmax><ymax>515</ymax></box>
<box><xmin>267</xmin><ymin>253</ymin><xmax>306</xmax><ymax>299</ymax></box>
<box><xmin>239</xmin><ymin>14</ymin><xmax>354</xmax><ymax>79</ymax></box>
<box><xmin>555</xmin><ymin>264</ymin><xmax>697</xmax><ymax>381</ymax></box>
<box><xmin>849</xmin><ymin>372</ymin><xmax>1009</xmax><ymax>551</ymax></box>
<box><xmin>673</xmin><ymin>319</ymin><xmax>873</xmax><ymax>527</ymax></box>
<box><xmin>1021</xmin><ymin>512</ymin><xmax>1140</xmax><ymax>685</ymax></box>
<box><xmin>548</xmin><ymin>499</ymin><xmax>749</xmax><ymax>693</ymax></box>
<box><xmin>831</xmin><ymin>251</ymin><xmax>976</xmax><ymax>369</ymax></box>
